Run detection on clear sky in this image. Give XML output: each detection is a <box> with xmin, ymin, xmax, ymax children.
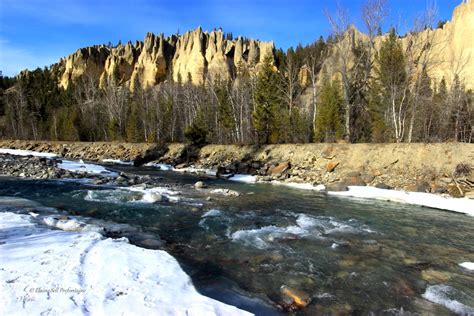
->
<box><xmin>0</xmin><ymin>0</ymin><xmax>462</xmax><ymax>77</ymax></box>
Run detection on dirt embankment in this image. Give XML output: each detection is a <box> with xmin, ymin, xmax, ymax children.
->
<box><xmin>1</xmin><ymin>140</ymin><xmax>473</xmax><ymax>197</ymax></box>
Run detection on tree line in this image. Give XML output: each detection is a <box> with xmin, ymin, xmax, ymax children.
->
<box><xmin>0</xmin><ymin>1</ymin><xmax>472</xmax><ymax>144</ymax></box>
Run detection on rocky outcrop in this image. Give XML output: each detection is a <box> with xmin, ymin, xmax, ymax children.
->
<box><xmin>427</xmin><ymin>0</ymin><xmax>474</xmax><ymax>88</ymax></box>
<box><xmin>319</xmin><ymin>0</ymin><xmax>474</xmax><ymax>90</ymax></box>
<box><xmin>57</xmin><ymin>27</ymin><xmax>275</xmax><ymax>89</ymax></box>
<box><xmin>99</xmin><ymin>41</ymin><xmax>140</xmax><ymax>88</ymax></box>
<box><xmin>49</xmin><ymin>1</ymin><xmax>474</xmax><ymax>91</ymax></box>
<box><xmin>59</xmin><ymin>46</ymin><xmax>110</xmax><ymax>89</ymax></box>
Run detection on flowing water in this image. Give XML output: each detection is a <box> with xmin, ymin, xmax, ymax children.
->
<box><xmin>1</xmin><ymin>165</ymin><xmax>473</xmax><ymax>315</ymax></box>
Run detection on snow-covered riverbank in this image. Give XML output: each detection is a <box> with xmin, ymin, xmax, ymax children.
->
<box><xmin>0</xmin><ymin>209</ymin><xmax>251</xmax><ymax>315</ymax></box>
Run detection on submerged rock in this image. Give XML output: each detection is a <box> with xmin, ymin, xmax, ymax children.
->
<box><xmin>210</xmin><ymin>188</ymin><xmax>241</xmax><ymax>197</ymax></box>
<box><xmin>279</xmin><ymin>285</ymin><xmax>312</xmax><ymax>310</ymax></box>
<box><xmin>139</xmin><ymin>238</ymin><xmax>164</xmax><ymax>249</ymax></box>
<box><xmin>194</xmin><ymin>181</ymin><xmax>206</xmax><ymax>189</ymax></box>
<box><xmin>421</xmin><ymin>269</ymin><xmax>451</xmax><ymax>283</ymax></box>
<box><xmin>142</xmin><ymin>192</ymin><xmax>168</xmax><ymax>203</ymax></box>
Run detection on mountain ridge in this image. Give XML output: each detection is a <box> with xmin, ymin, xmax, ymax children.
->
<box><xmin>22</xmin><ymin>0</ymin><xmax>474</xmax><ymax>91</ymax></box>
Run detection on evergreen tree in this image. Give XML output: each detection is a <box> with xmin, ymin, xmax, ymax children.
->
<box><xmin>58</xmin><ymin>107</ymin><xmax>79</xmax><ymax>141</ymax></box>
<box><xmin>368</xmin><ymin>78</ymin><xmax>390</xmax><ymax>142</ymax></box>
<box><xmin>215</xmin><ymin>80</ymin><xmax>236</xmax><ymax>143</ymax></box>
<box><xmin>374</xmin><ymin>28</ymin><xmax>408</xmax><ymax>142</ymax></box>
<box><xmin>184</xmin><ymin>109</ymin><xmax>208</xmax><ymax>146</ymax></box>
<box><xmin>252</xmin><ymin>55</ymin><xmax>282</xmax><ymax>144</ymax></box>
<box><xmin>314</xmin><ymin>78</ymin><xmax>344</xmax><ymax>142</ymax></box>
<box><xmin>126</xmin><ymin>100</ymin><xmax>139</xmax><ymax>142</ymax></box>
<box><xmin>349</xmin><ymin>40</ymin><xmax>372</xmax><ymax>142</ymax></box>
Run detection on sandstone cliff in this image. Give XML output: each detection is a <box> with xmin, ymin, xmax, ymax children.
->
<box><xmin>54</xmin><ymin>1</ymin><xmax>472</xmax><ymax>91</ymax></box>
<box><xmin>318</xmin><ymin>0</ymin><xmax>474</xmax><ymax>90</ymax></box>
<box><xmin>58</xmin><ymin>27</ymin><xmax>275</xmax><ymax>89</ymax></box>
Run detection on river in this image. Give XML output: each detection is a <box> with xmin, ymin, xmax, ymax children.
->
<box><xmin>1</xmin><ymin>163</ymin><xmax>473</xmax><ymax>315</ymax></box>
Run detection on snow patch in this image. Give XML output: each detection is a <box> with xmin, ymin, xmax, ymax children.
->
<box><xmin>459</xmin><ymin>262</ymin><xmax>474</xmax><ymax>271</ymax></box>
<box><xmin>0</xmin><ymin>148</ymin><xmax>58</xmax><ymax>158</ymax></box>
<box><xmin>328</xmin><ymin>186</ymin><xmax>474</xmax><ymax>216</ymax></box>
<box><xmin>42</xmin><ymin>216</ymin><xmax>86</xmax><ymax>231</ymax></box>
<box><xmin>58</xmin><ymin>160</ymin><xmax>118</xmax><ymax>177</ymax></box>
<box><xmin>271</xmin><ymin>181</ymin><xmax>326</xmax><ymax>191</ymax></box>
<box><xmin>102</xmin><ymin>159</ymin><xmax>133</xmax><ymax>166</ymax></box>
<box><xmin>145</xmin><ymin>162</ymin><xmax>174</xmax><ymax>171</ymax></box>
<box><xmin>228</xmin><ymin>174</ymin><xmax>257</xmax><ymax>183</ymax></box>
<box><xmin>0</xmin><ymin>211</ymin><xmax>252</xmax><ymax>315</ymax></box>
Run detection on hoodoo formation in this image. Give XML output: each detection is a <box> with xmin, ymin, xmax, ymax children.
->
<box><xmin>53</xmin><ymin>0</ymin><xmax>474</xmax><ymax>90</ymax></box>
<box><xmin>56</xmin><ymin>27</ymin><xmax>275</xmax><ymax>90</ymax></box>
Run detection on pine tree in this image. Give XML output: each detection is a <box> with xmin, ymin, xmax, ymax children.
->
<box><xmin>215</xmin><ymin>79</ymin><xmax>236</xmax><ymax>143</ymax></box>
<box><xmin>184</xmin><ymin>109</ymin><xmax>208</xmax><ymax>146</ymax></box>
<box><xmin>368</xmin><ymin>78</ymin><xmax>390</xmax><ymax>142</ymax></box>
<box><xmin>252</xmin><ymin>54</ymin><xmax>282</xmax><ymax>144</ymax></box>
<box><xmin>314</xmin><ymin>78</ymin><xmax>344</xmax><ymax>142</ymax></box>
<box><xmin>126</xmin><ymin>100</ymin><xmax>139</xmax><ymax>142</ymax></box>
<box><xmin>374</xmin><ymin>28</ymin><xmax>408</xmax><ymax>142</ymax></box>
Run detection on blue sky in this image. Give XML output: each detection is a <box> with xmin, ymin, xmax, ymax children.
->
<box><xmin>0</xmin><ymin>0</ymin><xmax>462</xmax><ymax>76</ymax></box>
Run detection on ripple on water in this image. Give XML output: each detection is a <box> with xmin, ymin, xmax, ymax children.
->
<box><xmin>230</xmin><ymin>213</ymin><xmax>376</xmax><ymax>249</ymax></box>
<box><xmin>83</xmin><ymin>186</ymin><xmax>183</xmax><ymax>204</ymax></box>
<box><xmin>422</xmin><ymin>284</ymin><xmax>474</xmax><ymax>315</ymax></box>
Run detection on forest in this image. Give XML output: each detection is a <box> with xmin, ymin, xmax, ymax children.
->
<box><xmin>0</xmin><ymin>2</ymin><xmax>472</xmax><ymax>144</ymax></box>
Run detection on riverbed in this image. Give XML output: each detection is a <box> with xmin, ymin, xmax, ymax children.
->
<box><xmin>1</xmin><ymin>162</ymin><xmax>473</xmax><ymax>315</ymax></box>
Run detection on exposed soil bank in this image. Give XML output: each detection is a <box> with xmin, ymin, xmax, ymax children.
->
<box><xmin>1</xmin><ymin>140</ymin><xmax>473</xmax><ymax>198</ymax></box>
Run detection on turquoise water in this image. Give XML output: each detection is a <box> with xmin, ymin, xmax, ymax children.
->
<box><xmin>1</xmin><ymin>166</ymin><xmax>473</xmax><ymax>315</ymax></box>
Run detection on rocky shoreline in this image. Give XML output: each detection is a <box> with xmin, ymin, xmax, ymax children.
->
<box><xmin>0</xmin><ymin>152</ymin><xmax>169</xmax><ymax>189</ymax></box>
<box><xmin>1</xmin><ymin>140</ymin><xmax>473</xmax><ymax>198</ymax></box>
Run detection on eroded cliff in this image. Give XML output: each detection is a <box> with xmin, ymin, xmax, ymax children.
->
<box><xmin>58</xmin><ymin>27</ymin><xmax>275</xmax><ymax>89</ymax></box>
<box><xmin>54</xmin><ymin>1</ymin><xmax>473</xmax><ymax>91</ymax></box>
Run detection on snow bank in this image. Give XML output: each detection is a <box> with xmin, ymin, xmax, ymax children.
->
<box><xmin>0</xmin><ymin>148</ymin><xmax>57</xmax><ymax>158</ymax></box>
<box><xmin>459</xmin><ymin>262</ymin><xmax>474</xmax><ymax>271</ymax></box>
<box><xmin>58</xmin><ymin>160</ymin><xmax>118</xmax><ymax>177</ymax></box>
<box><xmin>271</xmin><ymin>181</ymin><xmax>325</xmax><ymax>191</ymax></box>
<box><xmin>328</xmin><ymin>186</ymin><xmax>474</xmax><ymax>216</ymax></box>
<box><xmin>145</xmin><ymin>162</ymin><xmax>174</xmax><ymax>171</ymax></box>
<box><xmin>0</xmin><ymin>211</ymin><xmax>251</xmax><ymax>315</ymax></box>
<box><xmin>228</xmin><ymin>174</ymin><xmax>257</xmax><ymax>183</ymax></box>
<box><xmin>102</xmin><ymin>159</ymin><xmax>133</xmax><ymax>166</ymax></box>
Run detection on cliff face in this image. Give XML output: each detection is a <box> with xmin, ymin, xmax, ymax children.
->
<box><xmin>55</xmin><ymin>1</ymin><xmax>472</xmax><ymax>90</ymax></box>
<box><xmin>58</xmin><ymin>28</ymin><xmax>275</xmax><ymax>89</ymax></box>
<box><xmin>319</xmin><ymin>0</ymin><xmax>474</xmax><ymax>89</ymax></box>
<box><xmin>427</xmin><ymin>0</ymin><xmax>474</xmax><ymax>88</ymax></box>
